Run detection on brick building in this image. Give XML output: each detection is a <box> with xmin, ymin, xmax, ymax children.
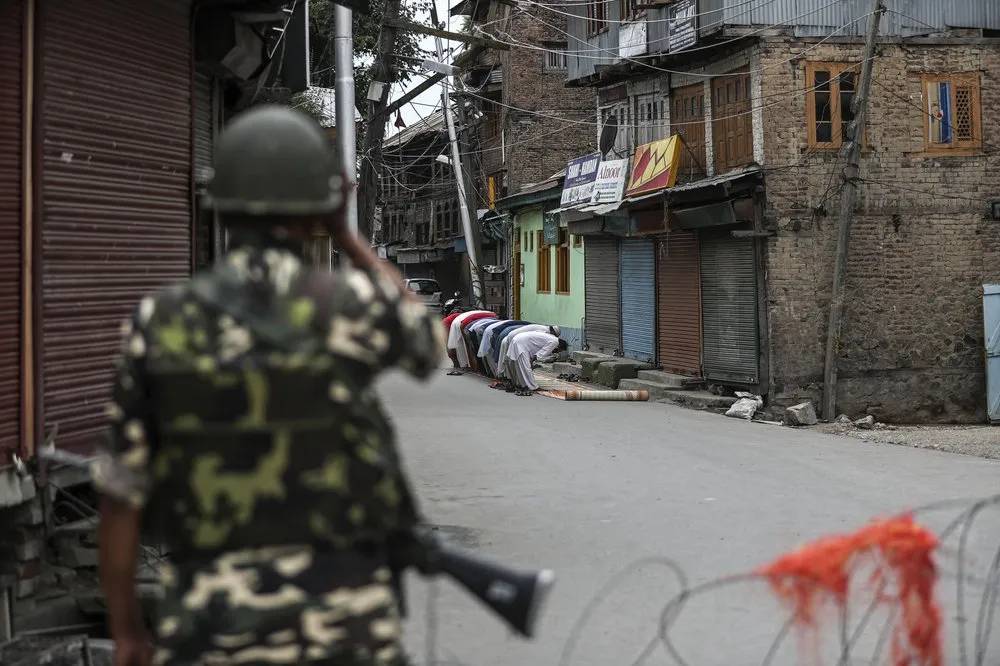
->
<box><xmin>452</xmin><ymin>0</ymin><xmax>596</xmax><ymax>200</ymax></box>
<box><xmin>560</xmin><ymin>0</ymin><xmax>1000</xmax><ymax>422</ymax></box>
<box><xmin>376</xmin><ymin>111</ymin><xmax>468</xmax><ymax>300</ymax></box>
<box><xmin>763</xmin><ymin>37</ymin><xmax>1000</xmax><ymax>423</ymax></box>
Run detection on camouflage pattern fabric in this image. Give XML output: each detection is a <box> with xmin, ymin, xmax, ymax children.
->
<box><xmin>152</xmin><ymin>548</ymin><xmax>408</xmax><ymax>666</ymax></box>
<box><xmin>92</xmin><ymin>227</ymin><xmax>445</xmax><ymax>665</ymax></box>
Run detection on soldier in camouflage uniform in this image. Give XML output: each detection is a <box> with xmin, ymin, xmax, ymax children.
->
<box><xmin>91</xmin><ymin>105</ymin><xmax>446</xmax><ymax>666</ymax></box>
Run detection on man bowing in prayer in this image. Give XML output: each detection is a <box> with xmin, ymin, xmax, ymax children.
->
<box><xmin>504</xmin><ymin>329</ymin><xmax>568</xmax><ymax>396</ymax></box>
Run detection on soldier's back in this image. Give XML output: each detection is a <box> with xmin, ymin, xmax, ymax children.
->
<box><xmin>138</xmin><ymin>247</ymin><xmax>414</xmax><ymax>666</ymax></box>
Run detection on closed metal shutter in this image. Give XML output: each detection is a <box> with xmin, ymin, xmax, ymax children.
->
<box><xmin>620</xmin><ymin>237</ymin><xmax>656</xmax><ymax>363</ymax></box>
<box><xmin>584</xmin><ymin>236</ymin><xmax>620</xmax><ymax>355</ymax></box>
<box><xmin>657</xmin><ymin>230</ymin><xmax>701</xmax><ymax>376</ymax></box>
<box><xmin>193</xmin><ymin>69</ymin><xmax>214</xmax><ymax>180</ymax></box>
<box><xmin>40</xmin><ymin>0</ymin><xmax>193</xmax><ymax>454</ymax></box>
<box><xmin>194</xmin><ymin>69</ymin><xmax>215</xmax><ymax>270</ymax></box>
<box><xmin>0</xmin><ymin>0</ymin><xmax>23</xmax><ymax>464</ymax></box>
<box><xmin>700</xmin><ymin>231</ymin><xmax>759</xmax><ymax>384</ymax></box>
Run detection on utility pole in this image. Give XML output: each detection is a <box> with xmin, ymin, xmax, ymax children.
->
<box><xmin>357</xmin><ymin>0</ymin><xmax>402</xmax><ymax>242</ymax></box>
<box><xmin>430</xmin><ymin>4</ymin><xmax>485</xmax><ymax>309</ymax></box>
<box><xmin>821</xmin><ymin>0</ymin><xmax>885</xmax><ymax>420</ymax></box>
<box><xmin>333</xmin><ymin>4</ymin><xmax>358</xmax><ymax>237</ymax></box>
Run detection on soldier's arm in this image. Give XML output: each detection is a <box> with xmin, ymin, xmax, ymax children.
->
<box><xmin>91</xmin><ymin>304</ymin><xmax>156</xmax><ymax>641</ymax></box>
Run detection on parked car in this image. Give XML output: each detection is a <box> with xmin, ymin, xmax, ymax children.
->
<box><xmin>404</xmin><ymin>278</ymin><xmax>442</xmax><ymax>308</ymax></box>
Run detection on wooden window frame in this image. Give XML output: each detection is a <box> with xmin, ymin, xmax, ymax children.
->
<box><xmin>555</xmin><ymin>228</ymin><xmax>571</xmax><ymax>295</ymax></box>
<box><xmin>919</xmin><ymin>73</ymin><xmax>982</xmax><ymax>154</ymax></box>
<box><xmin>672</xmin><ymin>82</ymin><xmax>707</xmax><ymax>179</ymax></box>
<box><xmin>536</xmin><ymin>230</ymin><xmax>552</xmax><ymax>293</ymax></box>
<box><xmin>712</xmin><ymin>70</ymin><xmax>754</xmax><ymax>173</ymax></box>
<box><xmin>805</xmin><ymin>61</ymin><xmax>869</xmax><ymax>151</ymax></box>
<box><xmin>543</xmin><ymin>42</ymin><xmax>568</xmax><ymax>72</ymax></box>
<box><xmin>482</xmin><ymin>99</ymin><xmax>502</xmax><ymax>141</ymax></box>
<box><xmin>586</xmin><ymin>0</ymin><xmax>607</xmax><ymax>37</ymax></box>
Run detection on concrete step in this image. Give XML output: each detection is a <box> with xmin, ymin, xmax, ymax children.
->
<box><xmin>618</xmin><ymin>379</ymin><xmax>669</xmax><ymax>400</ymax></box>
<box><xmin>551</xmin><ymin>361</ymin><xmax>582</xmax><ymax>376</ymax></box>
<box><xmin>572</xmin><ymin>350</ymin><xmax>614</xmax><ymax>365</ymax></box>
<box><xmin>636</xmin><ymin>370</ymin><xmax>704</xmax><ymax>390</ymax></box>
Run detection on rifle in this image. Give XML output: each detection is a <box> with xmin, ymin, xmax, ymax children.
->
<box><xmin>37</xmin><ymin>443</ymin><xmax>556</xmax><ymax>640</ymax></box>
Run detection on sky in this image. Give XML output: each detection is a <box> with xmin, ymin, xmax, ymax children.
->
<box><xmin>384</xmin><ymin>0</ymin><xmax>461</xmax><ymax>137</ymax></box>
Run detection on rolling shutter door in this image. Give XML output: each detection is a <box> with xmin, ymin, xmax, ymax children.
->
<box><xmin>584</xmin><ymin>236</ymin><xmax>620</xmax><ymax>355</ymax></box>
<box><xmin>656</xmin><ymin>231</ymin><xmax>701</xmax><ymax>376</ymax></box>
<box><xmin>40</xmin><ymin>0</ymin><xmax>192</xmax><ymax>454</ymax></box>
<box><xmin>194</xmin><ymin>68</ymin><xmax>215</xmax><ymax>269</ymax></box>
<box><xmin>0</xmin><ymin>0</ymin><xmax>24</xmax><ymax>464</ymax></box>
<box><xmin>619</xmin><ymin>237</ymin><xmax>656</xmax><ymax>363</ymax></box>
<box><xmin>700</xmin><ymin>231</ymin><xmax>759</xmax><ymax>384</ymax></box>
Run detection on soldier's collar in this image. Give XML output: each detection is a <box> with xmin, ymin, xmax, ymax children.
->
<box><xmin>228</xmin><ymin>227</ymin><xmax>306</xmax><ymax>259</ymax></box>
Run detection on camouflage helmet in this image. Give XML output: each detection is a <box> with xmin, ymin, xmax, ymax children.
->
<box><xmin>204</xmin><ymin>104</ymin><xmax>345</xmax><ymax>216</ymax></box>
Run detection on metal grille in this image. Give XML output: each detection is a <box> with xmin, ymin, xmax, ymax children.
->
<box><xmin>40</xmin><ymin>0</ymin><xmax>193</xmax><ymax>455</ymax></box>
<box><xmin>656</xmin><ymin>231</ymin><xmax>701</xmax><ymax>376</ymax></box>
<box><xmin>619</xmin><ymin>237</ymin><xmax>656</xmax><ymax>363</ymax></box>
<box><xmin>955</xmin><ymin>85</ymin><xmax>975</xmax><ymax>141</ymax></box>
<box><xmin>584</xmin><ymin>236</ymin><xmax>621</xmax><ymax>355</ymax></box>
<box><xmin>0</xmin><ymin>0</ymin><xmax>23</xmax><ymax>464</ymax></box>
<box><xmin>699</xmin><ymin>231</ymin><xmax>759</xmax><ymax>384</ymax></box>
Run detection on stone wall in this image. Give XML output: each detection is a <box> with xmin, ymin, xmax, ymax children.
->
<box><xmin>759</xmin><ymin>38</ymin><xmax>1000</xmax><ymax>423</ymax></box>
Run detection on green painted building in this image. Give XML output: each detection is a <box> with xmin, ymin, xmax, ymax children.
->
<box><xmin>498</xmin><ymin>173</ymin><xmax>586</xmax><ymax>350</ymax></box>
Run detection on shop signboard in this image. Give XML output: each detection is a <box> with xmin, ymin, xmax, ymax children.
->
<box><xmin>625</xmin><ymin>136</ymin><xmax>681</xmax><ymax>198</ymax></box>
<box><xmin>560</xmin><ymin>152</ymin><xmax>602</xmax><ymax>206</ymax></box>
<box><xmin>590</xmin><ymin>158</ymin><xmax>630</xmax><ymax>205</ymax></box>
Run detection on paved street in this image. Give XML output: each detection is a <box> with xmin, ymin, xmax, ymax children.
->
<box><xmin>384</xmin><ymin>370</ymin><xmax>1000</xmax><ymax>666</ymax></box>
<box><xmin>383</xmin><ymin>373</ymin><xmax>1000</xmax><ymax>666</ymax></box>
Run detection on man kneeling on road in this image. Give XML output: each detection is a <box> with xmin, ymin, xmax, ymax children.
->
<box><xmin>503</xmin><ymin>329</ymin><xmax>568</xmax><ymax>396</ymax></box>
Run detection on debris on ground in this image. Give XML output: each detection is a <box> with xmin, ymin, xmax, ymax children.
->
<box><xmin>835</xmin><ymin>414</ymin><xmax>853</xmax><ymax>425</ymax></box>
<box><xmin>784</xmin><ymin>402</ymin><xmax>818</xmax><ymax>427</ymax></box>
<box><xmin>725</xmin><ymin>392</ymin><xmax>763</xmax><ymax>420</ymax></box>
<box><xmin>854</xmin><ymin>415</ymin><xmax>875</xmax><ymax>430</ymax></box>
<box><xmin>819</xmin><ymin>422</ymin><xmax>1000</xmax><ymax>460</ymax></box>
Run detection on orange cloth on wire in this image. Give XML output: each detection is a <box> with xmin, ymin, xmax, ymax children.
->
<box><xmin>757</xmin><ymin>514</ymin><xmax>942</xmax><ymax>666</ymax></box>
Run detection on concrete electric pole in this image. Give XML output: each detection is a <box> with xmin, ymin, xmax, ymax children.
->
<box><xmin>821</xmin><ymin>0</ymin><xmax>885</xmax><ymax>420</ymax></box>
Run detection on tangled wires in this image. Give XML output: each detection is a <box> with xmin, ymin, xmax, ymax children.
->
<box><xmin>552</xmin><ymin>494</ymin><xmax>1000</xmax><ymax>666</ymax></box>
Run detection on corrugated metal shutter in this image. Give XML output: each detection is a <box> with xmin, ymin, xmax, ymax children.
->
<box><xmin>620</xmin><ymin>237</ymin><xmax>656</xmax><ymax>363</ymax></box>
<box><xmin>0</xmin><ymin>0</ymin><xmax>24</xmax><ymax>464</ymax></box>
<box><xmin>657</xmin><ymin>230</ymin><xmax>701</xmax><ymax>376</ymax></box>
<box><xmin>40</xmin><ymin>0</ymin><xmax>192</xmax><ymax>454</ymax></box>
<box><xmin>584</xmin><ymin>236</ymin><xmax>620</xmax><ymax>355</ymax></box>
<box><xmin>700</xmin><ymin>231</ymin><xmax>759</xmax><ymax>384</ymax></box>
<box><xmin>194</xmin><ymin>69</ymin><xmax>215</xmax><ymax>270</ymax></box>
<box><xmin>193</xmin><ymin>69</ymin><xmax>214</xmax><ymax>181</ymax></box>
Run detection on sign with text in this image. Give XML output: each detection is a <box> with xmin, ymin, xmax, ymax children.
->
<box><xmin>619</xmin><ymin>20</ymin><xmax>647</xmax><ymax>59</ymax></box>
<box><xmin>590</xmin><ymin>158</ymin><xmax>630</xmax><ymax>205</ymax></box>
<box><xmin>625</xmin><ymin>136</ymin><xmax>681</xmax><ymax>198</ymax></box>
<box><xmin>668</xmin><ymin>0</ymin><xmax>697</xmax><ymax>53</ymax></box>
<box><xmin>560</xmin><ymin>152</ymin><xmax>602</xmax><ymax>206</ymax></box>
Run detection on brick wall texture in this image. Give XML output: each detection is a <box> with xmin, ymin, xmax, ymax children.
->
<box><xmin>497</xmin><ymin>6</ymin><xmax>596</xmax><ymax>194</ymax></box>
<box><xmin>759</xmin><ymin>39</ymin><xmax>1000</xmax><ymax>423</ymax></box>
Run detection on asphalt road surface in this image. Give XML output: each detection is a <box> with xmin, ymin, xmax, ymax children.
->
<box><xmin>381</xmin><ymin>369</ymin><xmax>1000</xmax><ymax>666</ymax></box>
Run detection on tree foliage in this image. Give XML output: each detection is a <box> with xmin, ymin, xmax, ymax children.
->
<box><xmin>307</xmin><ymin>0</ymin><xmax>430</xmax><ymax>122</ymax></box>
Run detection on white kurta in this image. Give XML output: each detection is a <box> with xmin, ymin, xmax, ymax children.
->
<box><xmin>477</xmin><ymin>320</ymin><xmax>511</xmax><ymax>375</ymax></box>
<box><xmin>497</xmin><ymin>324</ymin><xmax>552</xmax><ymax>378</ymax></box>
<box><xmin>506</xmin><ymin>331</ymin><xmax>559</xmax><ymax>390</ymax></box>
<box><xmin>448</xmin><ymin>311</ymin><xmax>492</xmax><ymax>367</ymax></box>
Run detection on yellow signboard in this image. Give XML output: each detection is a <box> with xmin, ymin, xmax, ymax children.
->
<box><xmin>625</xmin><ymin>136</ymin><xmax>681</xmax><ymax>197</ymax></box>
